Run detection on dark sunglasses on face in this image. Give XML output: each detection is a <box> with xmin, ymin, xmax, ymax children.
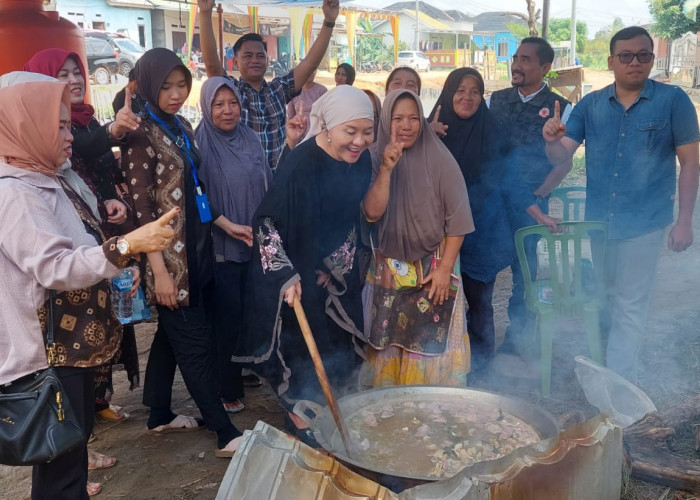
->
<box><xmin>614</xmin><ymin>52</ymin><xmax>654</xmax><ymax>64</ymax></box>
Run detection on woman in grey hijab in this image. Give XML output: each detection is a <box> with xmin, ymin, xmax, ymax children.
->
<box><xmin>362</xmin><ymin>89</ymin><xmax>474</xmax><ymax>388</ymax></box>
<box><xmin>195</xmin><ymin>77</ymin><xmax>269</xmax><ymax>414</ymax></box>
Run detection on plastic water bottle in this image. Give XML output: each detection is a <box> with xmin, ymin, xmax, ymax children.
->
<box><xmin>111</xmin><ymin>268</ymin><xmax>133</xmax><ymax>324</ymax></box>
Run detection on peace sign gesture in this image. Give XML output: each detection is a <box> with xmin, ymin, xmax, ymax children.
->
<box><xmin>285</xmin><ymin>102</ymin><xmax>308</xmax><ymax>149</ymax></box>
<box><xmin>542</xmin><ymin>100</ymin><xmax>567</xmax><ymax>143</ymax></box>
<box><xmin>381</xmin><ymin>127</ymin><xmax>404</xmax><ymax>173</ymax></box>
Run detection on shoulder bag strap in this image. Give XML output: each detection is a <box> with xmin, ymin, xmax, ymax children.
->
<box><xmin>46</xmin><ymin>291</ymin><xmax>57</xmax><ymax>366</ymax></box>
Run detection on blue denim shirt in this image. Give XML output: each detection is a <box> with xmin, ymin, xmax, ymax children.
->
<box><xmin>566</xmin><ymin>79</ymin><xmax>699</xmax><ymax>240</ymax></box>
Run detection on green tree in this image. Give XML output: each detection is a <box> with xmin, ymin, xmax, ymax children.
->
<box><xmin>649</xmin><ymin>0</ymin><xmax>700</xmax><ymax>39</ymax></box>
<box><xmin>548</xmin><ymin>18</ymin><xmax>588</xmax><ymax>53</ymax></box>
<box><xmin>577</xmin><ymin>17</ymin><xmax>625</xmax><ymax>69</ymax></box>
<box><xmin>507</xmin><ymin>22</ymin><xmax>532</xmax><ymax>40</ymax></box>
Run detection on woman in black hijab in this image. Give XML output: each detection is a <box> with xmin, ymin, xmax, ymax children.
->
<box><xmin>122</xmin><ymin>48</ymin><xmax>243</xmax><ymax>457</ymax></box>
<box><xmin>428</xmin><ymin>68</ymin><xmax>558</xmax><ymax>373</ymax></box>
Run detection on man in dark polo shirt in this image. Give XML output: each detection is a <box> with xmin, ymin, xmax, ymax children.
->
<box><xmin>487</xmin><ymin>37</ymin><xmax>572</xmax><ymax>356</ymax></box>
<box><xmin>198</xmin><ymin>0</ymin><xmax>339</xmax><ymax>172</ymax></box>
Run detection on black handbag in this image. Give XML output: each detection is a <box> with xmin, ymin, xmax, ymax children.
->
<box><xmin>0</xmin><ymin>292</ymin><xmax>85</xmax><ymax>466</ymax></box>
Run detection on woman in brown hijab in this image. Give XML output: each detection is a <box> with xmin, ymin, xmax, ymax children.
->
<box><xmin>362</xmin><ymin>89</ymin><xmax>474</xmax><ymax>387</ymax></box>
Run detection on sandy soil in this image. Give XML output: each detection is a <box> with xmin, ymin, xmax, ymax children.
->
<box><xmin>3</xmin><ymin>68</ymin><xmax>699</xmax><ymax>500</ymax></box>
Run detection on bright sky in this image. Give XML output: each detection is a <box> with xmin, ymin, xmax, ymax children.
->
<box><xmin>350</xmin><ymin>0</ymin><xmax>653</xmax><ymax>38</ymax></box>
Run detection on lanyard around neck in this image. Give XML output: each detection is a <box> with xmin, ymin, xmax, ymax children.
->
<box><xmin>145</xmin><ymin>103</ymin><xmax>202</xmax><ymax>189</ymax></box>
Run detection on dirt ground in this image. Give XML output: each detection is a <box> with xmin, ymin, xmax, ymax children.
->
<box><xmin>3</xmin><ymin>69</ymin><xmax>700</xmax><ymax>499</ymax></box>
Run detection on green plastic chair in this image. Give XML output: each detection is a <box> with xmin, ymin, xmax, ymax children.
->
<box><xmin>514</xmin><ymin>221</ymin><xmax>607</xmax><ymax>396</ymax></box>
<box><xmin>550</xmin><ymin>185</ymin><xmax>586</xmax><ymax>222</ymax></box>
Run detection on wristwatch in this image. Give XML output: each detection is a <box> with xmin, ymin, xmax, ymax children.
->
<box><xmin>323</xmin><ymin>20</ymin><xmax>335</xmax><ymax>28</ymax></box>
<box><xmin>116</xmin><ymin>237</ymin><xmax>131</xmax><ymax>256</ymax></box>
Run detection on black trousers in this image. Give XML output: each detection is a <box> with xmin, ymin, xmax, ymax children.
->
<box><xmin>142</xmin><ymin>304</ymin><xmax>240</xmax><ymax>447</ymax></box>
<box><xmin>32</xmin><ymin>367</ymin><xmax>94</xmax><ymax>500</ymax></box>
<box><xmin>208</xmin><ymin>261</ymin><xmax>247</xmax><ymax>402</ymax></box>
<box><xmin>462</xmin><ymin>272</ymin><xmax>496</xmax><ymax>369</ymax></box>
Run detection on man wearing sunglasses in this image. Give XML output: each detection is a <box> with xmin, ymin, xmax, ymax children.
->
<box><xmin>543</xmin><ymin>26</ymin><xmax>700</xmax><ymax>383</ymax></box>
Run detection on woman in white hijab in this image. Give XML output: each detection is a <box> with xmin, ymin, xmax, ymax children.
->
<box><xmin>235</xmin><ymin>86</ymin><xmax>374</xmax><ymax>446</ymax></box>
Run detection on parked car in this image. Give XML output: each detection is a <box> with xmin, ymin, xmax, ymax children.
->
<box><xmin>84</xmin><ymin>29</ymin><xmax>139</xmax><ymax>77</ymax></box>
<box><xmin>84</xmin><ymin>37</ymin><xmax>119</xmax><ymax>85</ymax></box>
<box><xmin>113</xmin><ymin>37</ymin><xmax>145</xmax><ymax>69</ymax></box>
<box><xmin>397</xmin><ymin>51</ymin><xmax>431</xmax><ymax>72</ymax></box>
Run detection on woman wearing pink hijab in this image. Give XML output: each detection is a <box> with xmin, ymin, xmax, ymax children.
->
<box><xmin>25</xmin><ymin>48</ymin><xmax>143</xmax><ymax>425</ymax></box>
<box><xmin>0</xmin><ymin>80</ymin><xmax>176</xmax><ymax>499</ymax></box>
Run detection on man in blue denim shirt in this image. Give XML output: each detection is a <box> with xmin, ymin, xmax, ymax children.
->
<box><xmin>543</xmin><ymin>26</ymin><xmax>700</xmax><ymax>382</ymax></box>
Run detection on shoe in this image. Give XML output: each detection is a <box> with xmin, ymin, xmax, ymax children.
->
<box><xmin>96</xmin><ymin>405</ymin><xmax>129</xmax><ymax>422</ymax></box>
<box><xmin>242</xmin><ymin>374</ymin><xmax>262</xmax><ymax>387</ymax></box>
<box><xmin>87</xmin><ymin>482</ymin><xmax>101</xmax><ymax>497</ymax></box>
<box><xmin>223</xmin><ymin>399</ymin><xmax>245</xmax><ymax>414</ymax></box>
<box><xmin>88</xmin><ymin>449</ymin><xmax>117</xmax><ymax>471</ymax></box>
<box><xmin>214</xmin><ymin>435</ymin><xmax>243</xmax><ymax>458</ymax></box>
<box><xmin>146</xmin><ymin>415</ymin><xmax>206</xmax><ymax>435</ymax></box>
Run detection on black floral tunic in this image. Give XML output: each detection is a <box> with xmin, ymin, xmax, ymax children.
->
<box><xmin>235</xmin><ymin>138</ymin><xmax>372</xmax><ymax>408</ymax></box>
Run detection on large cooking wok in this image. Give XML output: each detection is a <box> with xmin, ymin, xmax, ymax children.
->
<box><xmin>293</xmin><ymin>385</ymin><xmax>559</xmax><ymax>489</ymax></box>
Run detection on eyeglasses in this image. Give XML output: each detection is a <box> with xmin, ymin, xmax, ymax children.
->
<box><xmin>614</xmin><ymin>52</ymin><xmax>654</xmax><ymax>64</ymax></box>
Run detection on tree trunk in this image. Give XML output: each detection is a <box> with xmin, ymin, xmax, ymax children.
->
<box><xmin>525</xmin><ymin>0</ymin><xmax>539</xmax><ymax>37</ymax></box>
<box><xmin>623</xmin><ymin>394</ymin><xmax>700</xmax><ymax>493</ymax></box>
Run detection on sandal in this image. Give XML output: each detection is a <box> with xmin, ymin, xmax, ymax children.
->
<box><xmin>88</xmin><ymin>449</ymin><xmax>117</xmax><ymax>470</ymax></box>
<box><xmin>146</xmin><ymin>414</ymin><xmax>205</xmax><ymax>435</ymax></box>
<box><xmin>87</xmin><ymin>482</ymin><xmax>101</xmax><ymax>496</ymax></box>
<box><xmin>223</xmin><ymin>399</ymin><xmax>245</xmax><ymax>414</ymax></box>
<box><xmin>214</xmin><ymin>436</ymin><xmax>243</xmax><ymax>458</ymax></box>
<box><xmin>242</xmin><ymin>373</ymin><xmax>262</xmax><ymax>387</ymax></box>
<box><xmin>96</xmin><ymin>405</ymin><xmax>130</xmax><ymax>422</ymax></box>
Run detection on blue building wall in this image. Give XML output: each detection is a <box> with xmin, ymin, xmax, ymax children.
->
<box><xmin>471</xmin><ymin>32</ymin><xmax>519</xmax><ymax>64</ymax></box>
<box><xmin>57</xmin><ymin>0</ymin><xmax>152</xmax><ymax>49</ymax></box>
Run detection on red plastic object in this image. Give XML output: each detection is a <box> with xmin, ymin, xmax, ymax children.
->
<box><xmin>0</xmin><ymin>0</ymin><xmax>87</xmax><ymax>78</ymax></box>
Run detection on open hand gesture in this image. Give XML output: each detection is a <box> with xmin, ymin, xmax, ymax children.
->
<box><xmin>430</xmin><ymin>105</ymin><xmax>448</xmax><ymax>138</ymax></box>
<box><xmin>542</xmin><ymin>100</ymin><xmax>567</xmax><ymax>143</ymax></box>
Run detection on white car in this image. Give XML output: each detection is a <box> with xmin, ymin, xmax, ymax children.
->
<box><xmin>397</xmin><ymin>51</ymin><xmax>431</xmax><ymax>72</ymax></box>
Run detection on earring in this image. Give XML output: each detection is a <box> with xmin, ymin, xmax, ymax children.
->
<box><xmin>327</xmin><ymin>136</ymin><xmax>331</xmax><ymax>144</ymax></box>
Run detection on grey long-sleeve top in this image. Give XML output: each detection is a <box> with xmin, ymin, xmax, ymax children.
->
<box><xmin>0</xmin><ymin>163</ymin><xmax>121</xmax><ymax>385</ymax></box>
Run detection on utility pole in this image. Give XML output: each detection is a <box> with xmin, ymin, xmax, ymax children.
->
<box><xmin>542</xmin><ymin>0</ymin><xmax>550</xmax><ymax>38</ymax></box>
<box><xmin>571</xmin><ymin>0</ymin><xmax>577</xmax><ymax>65</ymax></box>
<box><xmin>415</xmin><ymin>0</ymin><xmax>420</xmax><ymax>50</ymax></box>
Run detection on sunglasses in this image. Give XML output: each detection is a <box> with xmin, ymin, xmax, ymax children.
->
<box><xmin>614</xmin><ymin>52</ymin><xmax>654</xmax><ymax>64</ymax></box>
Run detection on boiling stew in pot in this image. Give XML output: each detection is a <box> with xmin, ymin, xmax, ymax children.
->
<box><xmin>343</xmin><ymin>399</ymin><xmax>541</xmax><ymax>478</ymax></box>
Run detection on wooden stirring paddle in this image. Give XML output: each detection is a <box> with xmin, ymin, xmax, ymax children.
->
<box><xmin>292</xmin><ymin>296</ymin><xmax>356</xmax><ymax>459</ymax></box>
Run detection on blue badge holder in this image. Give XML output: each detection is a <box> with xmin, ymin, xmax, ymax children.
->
<box><xmin>195</xmin><ymin>187</ymin><xmax>212</xmax><ymax>223</ymax></box>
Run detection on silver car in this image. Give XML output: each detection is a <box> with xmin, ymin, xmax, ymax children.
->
<box><xmin>397</xmin><ymin>51</ymin><xmax>431</xmax><ymax>72</ymax></box>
